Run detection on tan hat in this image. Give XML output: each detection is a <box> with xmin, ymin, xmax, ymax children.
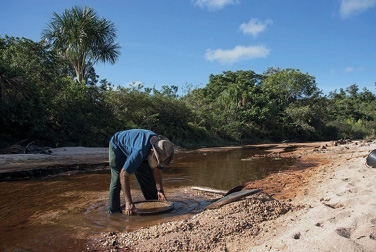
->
<box><xmin>151</xmin><ymin>135</ymin><xmax>174</xmax><ymax>168</ymax></box>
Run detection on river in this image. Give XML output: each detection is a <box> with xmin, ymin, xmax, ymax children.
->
<box><xmin>0</xmin><ymin>146</ymin><xmax>297</xmax><ymax>251</ymax></box>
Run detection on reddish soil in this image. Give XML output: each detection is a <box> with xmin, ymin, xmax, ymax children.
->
<box><xmin>89</xmin><ymin>141</ymin><xmax>338</xmax><ymax>251</ymax></box>
<box><xmin>4</xmin><ymin>140</ymin><xmax>373</xmax><ymax>251</ymax></box>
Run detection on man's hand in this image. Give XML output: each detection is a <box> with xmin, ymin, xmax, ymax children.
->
<box><xmin>157</xmin><ymin>191</ymin><xmax>167</xmax><ymax>201</ymax></box>
<box><xmin>123</xmin><ymin>202</ymin><xmax>135</xmax><ymax>216</ymax></box>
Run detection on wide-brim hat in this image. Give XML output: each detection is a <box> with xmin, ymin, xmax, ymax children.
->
<box><xmin>151</xmin><ymin>135</ymin><xmax>174</xmax><ymax>168</ymax></box>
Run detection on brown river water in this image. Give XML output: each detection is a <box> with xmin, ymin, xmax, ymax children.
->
<box><xmin>0</xmin><ymin>146</ymin><xmax>297</xmax><ymax>251</ymax></box>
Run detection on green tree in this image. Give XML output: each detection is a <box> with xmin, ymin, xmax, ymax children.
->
<box><xmin>262</xmin><ymin>68</ymin><xmax>319</xmax><ymax>106</ymax></box>
<box><xmin>326</xmin><ymin>85</ymin><xmax>376</xmax><ymax>139</ymax></box>
<box><xmin>0</xmin><ymin>36</ymin><xmax>67</xmax><ymax>146</ymax></box>
<box><xmin>42</xmin><ymin>6</ymin><xmax>120</xmax><ymax>84</ymax></box>
<box><xmin>51</xmin><ymin>79</ymin><xmax>114</xmax><ymax>146</ymax></box>
<box><xmin>261</xmin><ymin>68</ymin><xmax>322</xmax><ymax>140</ymax></box>
<box><xmin>105</xmin><ymin>84</ymin><xmax>153</xmax><ymax>130</ymax></box>
<box><xmin>283</xmin><ymin>96</ymin><xmax>329</xmax><ymax>140</ymax></box>
<box><xmin>183</xmin><ymin>70</ymin><xmax>263</xmax><ymax>141</ymax></box>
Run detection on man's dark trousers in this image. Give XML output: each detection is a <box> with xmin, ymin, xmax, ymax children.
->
<box><xmin>108</xmin><ymin>143</ymin><xmax>158</xmax><ymax>213</ymax></box>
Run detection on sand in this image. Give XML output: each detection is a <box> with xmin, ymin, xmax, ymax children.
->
<box><xmin>1</xmin><ymin>140</ymin><xmax>376</xmax><ymax>251</ymax></box>
<box><xmin>245</xmin><ymin>140</ymin><xmax>376</xmax><ymax>252</ymax></box>
<box><xmin>0</xmin><ymin>146</ymin><xmax>108</xmax><ymax>172</ymax></box>
<box><xmin>92</xmin><ymin>140</ymin><xmax>376</xmax><ymax>251</ymax></box>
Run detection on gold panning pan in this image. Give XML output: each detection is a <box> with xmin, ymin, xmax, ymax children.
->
<box><xmin>134</xmin><ymin>200</ymin><xmax>174</xmax><ymax>215</ymax></box>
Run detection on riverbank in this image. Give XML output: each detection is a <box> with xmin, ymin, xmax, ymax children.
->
<box><xmin>246</xmin><ymin>140</ymin><xmax>376</xmax><ymax>252</ymax></box>
<box><xmin>90</xmin><ymin>140</ymin><xmax>376</xmax><ymax>251</ymax></box>
<box><xmin>0</xmin><ymin>146</ymin><xmax>108</xmax><ymax>171</ymax></box>
<box><xmin>1</xmin><ymin>141</ymin><xmax>376</xmax><ymax>251</ymax></box>
<box><xmin>0</xmin><ymin>147</ymin><xmax>108</xmax><ymax>180</ymax></box>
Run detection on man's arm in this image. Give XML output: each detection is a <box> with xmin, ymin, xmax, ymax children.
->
<box><xmin>120</xmin><ymin>168</ymin><xmax>135</xmax><ymax>215</ymax></box>
<box><xmin>153</xmin><ymin>168</ymin><xmax>167</xmax><ymax>201</ymax></box>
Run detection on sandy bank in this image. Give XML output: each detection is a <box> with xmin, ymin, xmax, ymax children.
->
<box><xmin>89</xmin><ymin>140</ymin><xmax>376</xmax><ymax>251</ymax></box>
<box><xmin>0</xmin><ymin>147</ymin><xmax>108</xmax><ymax>173</ymax></box>
<box><xmin>246</xmin><ymin>140</ymin><xmax>376</xmax><ymax>252</ymax></box>
<box><xmin>1</xmin><ymin>141</ymin><xmax>376</xmax><ymax>251</ymax></box>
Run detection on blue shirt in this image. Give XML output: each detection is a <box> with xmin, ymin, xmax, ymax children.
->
<box><xmin>110</xmin><ymin>129</ymin><xmax>157</xmax><ymax>173</ymax></box>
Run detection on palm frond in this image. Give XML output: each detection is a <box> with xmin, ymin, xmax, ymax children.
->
<box><xmin>42</xmin><ymin>5</ymin><xmax>121</xmax><ymax>84</ymax></box>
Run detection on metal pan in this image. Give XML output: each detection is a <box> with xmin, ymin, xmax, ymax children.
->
<box><xmin>133</xmin><ymin>200</ymin><xmax>174</xmax><ymax>215</ymax></box>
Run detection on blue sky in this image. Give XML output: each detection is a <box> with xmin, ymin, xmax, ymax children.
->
<box><xmin>1</xmin><ymin>0</ymin><xmax>375</xmax><ymax>95</ymax></box>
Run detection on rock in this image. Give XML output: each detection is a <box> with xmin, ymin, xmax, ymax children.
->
<box><xmin>370</xmin><ymin>232</ymin><xmax>376</xmax><ymax>240</ymax></box>
<box><xmin>336</xmin><ymin>228</ymin><xmax>351</xmax><ymax>238</ymax></box>
<box><xmin>293</xmin><ymin>232</ymin><xmax>301</xmax><ymax>239</ymax></box>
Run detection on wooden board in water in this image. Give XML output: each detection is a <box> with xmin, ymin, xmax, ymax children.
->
<box><xmin>134</xmin><ymin>200</ymin><xmax>174</xmax><ymax>215</ymax></box>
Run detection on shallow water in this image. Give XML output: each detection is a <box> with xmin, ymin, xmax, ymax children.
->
<box><xmin>84</xmin><ymin>191</ymin><xmax>212</xmax><ymax>233</ymax></box>
<box><xmin>0</xmin><ymin>146</ymin><xmax>297</xmax><ymax>251</ymax></box>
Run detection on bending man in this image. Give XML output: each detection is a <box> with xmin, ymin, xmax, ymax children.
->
<box><xmin>108</xmin><ymin>129</ymin><xmax>174</xmax><ymax>215</ymax></box>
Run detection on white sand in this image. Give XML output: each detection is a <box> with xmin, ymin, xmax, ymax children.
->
<box><xmin>0</xmin><ymin>147</ymin><xmax>108</xmax><ymax>171</ymax></box>
<box><xmin>247</xmin><ymin>141</ymin><xmax>376</xmax><ymax>252</ymax></box>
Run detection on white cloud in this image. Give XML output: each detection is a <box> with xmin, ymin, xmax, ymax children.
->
<box><xmin>205</xmin><ymin>45</ymin><xmax>270</xmax><ymax>64</ymax></box>
<box><xmin>344</xmin><ymin>66</ymin><xmax>365</xmax><ymax>73</ymax></box>
<box><xmin>193</xmin><ymin>0</ymin><xmax>239</xmax><ymax>10</ymax></box>
<box><xmin>340</xmin><ymin>0</ymin><xmax>376</xmax><ymax>18</ymax></box>
<box><xmin>239</xmin><ymin>18</ymin><xmax>273</xmax><ymax>37</ymax></box>
<box><xmin>345</xmin><ymin>66</ymin><xmax>355</xmax><ymax>73</ymax></box>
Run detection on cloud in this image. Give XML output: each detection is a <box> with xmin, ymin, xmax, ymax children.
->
<box><xmin>205</xmin><ymin>45</ymin><xmax>270</xmax><ymax>64</ymax></box>
<box><xmin>340</xmin><ymin>0</ymin><xmax>376</xmax><ymax>18</ymax></box>
<box><xmin>344</xmin><ymin>66</ymin><xmax>365</xmax><ymax>73</ymax></box>
<box><xmin>239</xmin><ymin>18</ymin><xmax>273</xmax><ymax>37</ymax></box>
<box><xmin>193</xmin><ymin>0</ymin><xmax>239</xmax><ymax>10</ymax></box>
<box><xmin>345</xmin><ymin>66</ymin><xmax>355</xmax><ymax>73</ymax></box>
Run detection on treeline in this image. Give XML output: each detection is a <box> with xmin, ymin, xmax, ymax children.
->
<box><xmin>1</xmin><ymin>36</ymin><xmax>376</xmax><ymax>148</ymax></box>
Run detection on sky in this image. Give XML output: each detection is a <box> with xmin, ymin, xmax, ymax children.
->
<box><xmin>1</xmin><ymin>0</ymin><xmax>375</xmax><ymax>95</ymax></box>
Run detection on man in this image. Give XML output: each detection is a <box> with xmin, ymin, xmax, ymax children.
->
<box><xmin>108</xmin><ymin>129</ymin><xmax>174</xmax><ymax>215</ymax></box>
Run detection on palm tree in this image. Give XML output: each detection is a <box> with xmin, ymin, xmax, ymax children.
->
<box><xmin>42</xmin><ymin>6</ymin><xmax>120</xmax><ymax>84</ymax></box>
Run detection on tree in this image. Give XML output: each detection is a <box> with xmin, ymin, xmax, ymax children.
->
<box><xmin>262</xmin><ymin>68</ymin><xmax>319</xmax><ymax>106</ymax></box>
<box><xmin>326</xmin><ymin>85</ymin><xmax>376</xmax><ymax>139</ymax></box>
<box><xmin>0</xmin><ymin>36</ymin><xmax>67</xmax><ymax>145</ymax></box>
<box><xmin>42</xmin><ymin>6</ymin><xmax>120</xmax><ymax>84</ymax></box>
<box><xmin>260</xmin><ymin>68</ymin><xmax>322</xmax><ymax>140</ymax></box>
<box><xmin>183</xmin><ymin>70</ymin><xmax>264</xmax><ymax>141</ymax></box>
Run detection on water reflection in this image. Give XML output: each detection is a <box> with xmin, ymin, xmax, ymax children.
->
<box><xmin>167</xmin><ymin>147</ymin><xmax>296</xmax><ymax>190</ymax></box>
<box><xmin>0</xmin><ymin>146</ymin><xmax>297</xmax><ymax>251</ymax></box>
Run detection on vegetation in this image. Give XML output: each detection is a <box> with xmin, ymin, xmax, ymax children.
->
<box><xmin>1</xmin><ymin>6</ymin><xmax>376</xmax><ymax>149</ymax></box>
<box><xmin>41</xmin><ymin>6</ymin><xmax>120</xmax><ymax>84</ymax></box>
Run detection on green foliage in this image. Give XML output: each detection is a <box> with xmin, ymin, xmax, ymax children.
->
<box><xmin>183</xmin><ymin>70</ymin><xmax>264</xmax><ymax>142</ymax></box>
<box><xmin>0</xmin><ymin>36</ymin><xmax>66</xmax><ymax>146</ymax></box>
<box><xmin>326</xmin><ymin>85</ymin><xmax>376</xmax><ymax>139</ymax></box>
<box><xmin>262</xmin><ymin>68</ymin><xmax>319</xmax><ymax>106</ymax></box>
<box><xmin>2</xmin><ymin>17</ymin><xmax>376</xmax><ymax>148</ymax></box>
<box><xmin>42</xmin><ymin>6</ymin><xmax>120</xmax><ymax>84</ymax></box>
<box><xmin>104</xmin><ymin>83</ymin><xmax>199</xmax><ymax>147</ymax></box>
<box><xmin>51</xmin><ymin>79</ymin><xmax>115</xmax><ymax>146</ymax></box>
<box><xmin>183</xmin><ymin>69</ymin><xmax>329</xmax><ymax>142</ymax></box>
